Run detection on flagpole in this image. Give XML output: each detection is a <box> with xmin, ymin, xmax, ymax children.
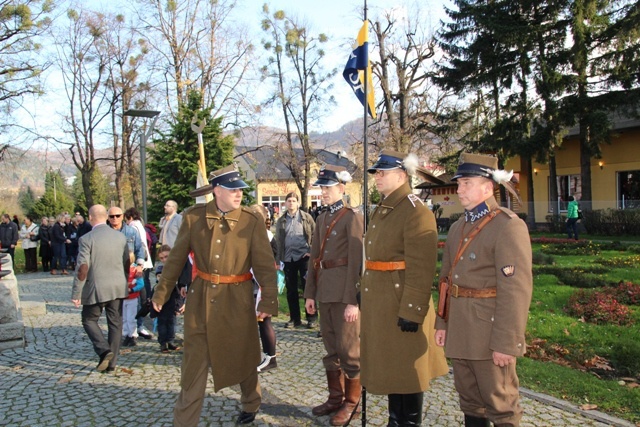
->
<box><xmin>363</xmin><ymin>0</ymin><xmax>369</xmax><ymax>230</ymax></box>
<box><xmin>361</xmin><ymin>5</ymin><xmax>369</xmax><ymax>426</ymax></box>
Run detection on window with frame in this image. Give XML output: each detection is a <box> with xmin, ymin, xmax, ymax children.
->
<box><xmin>618</xmin><ymin>170</ymin><xmax>640</xmax><ymax>209</ymax></box>
<box><xmin>549</xmin><ymin>174</ymin><xmax>581</xmax><ymax>212</ymax></box>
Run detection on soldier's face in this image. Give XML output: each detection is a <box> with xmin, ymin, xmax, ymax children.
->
<box><xmin>374</xmin><ymin>168</ymin><xmax>406</xmax><ymax>197</ymax></box>
<box><xmin>321</xmin><ymin>185</ymin><xmax>343</xmax><ymax>206</ymax></box>
<box><xmin>456</xmin><ymin>177</ymin><xmax>494</xmax><ymax>210</ymax></box>
<box><xmin>214</xmin><ymin>187</ymin><xmax>243</xmax><ymax>212</ymax></box>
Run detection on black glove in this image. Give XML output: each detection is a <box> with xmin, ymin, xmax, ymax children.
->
<box><xmin>397</xmin><ymin>317</ymin><xmax>419</xmax><ymax>333</ymax></box>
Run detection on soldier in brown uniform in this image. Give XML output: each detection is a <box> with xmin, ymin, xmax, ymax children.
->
<box><xmin>304</xmin><ymin>165</ymin><xmax>364</xmax><ymax>426</ymax></box>
<box><xmin>434</xmin><ymin>153</ymin><xmax>533</xmax><ymax>427</ymax></box>
<box><xmin>152</xmin><ymin>164</ymin><xmax>278</xmax><ymax>426</ymax></box>
<box><xmin>360</xmin><ymin>150</ymin><xmax>449</xmax><ymax>426</ymax></box>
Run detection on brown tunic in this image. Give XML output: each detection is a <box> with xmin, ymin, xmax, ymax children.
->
<box><xmin>435</xmin><ymin>196</ymin><xmax>532</xmax><ymax>359</ymax></box>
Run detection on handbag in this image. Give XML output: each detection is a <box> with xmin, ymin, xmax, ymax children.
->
<box><xmin>30</xmin><ymin>234</ymin><xmax>40</xmax><ymax>242</ymax></box>
<box><xmin>577</xmin><ymin>209</ymin><xmax>583</xmax><ymax>220</ymax></box>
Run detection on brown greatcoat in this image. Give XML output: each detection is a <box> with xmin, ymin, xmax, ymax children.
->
<box><xmin>152</xmin><ymin>200</ymin><xmax>278</xmax><ymax>392</ymax></box>
<box><xmin>435</xmin><ymin>196</ymin><xmax>532</xmax><ymax>359</ymax></box>
<box><xmin>360</xmin><ymin>182</ymin><xmax>448</xmax><ymax>395</ymax></box>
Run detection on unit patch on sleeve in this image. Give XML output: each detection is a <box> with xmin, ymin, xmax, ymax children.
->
<box><xmin>501</xmin><ymin>265</ymin><xmax>515</xmax><ymax>277</ymax></box>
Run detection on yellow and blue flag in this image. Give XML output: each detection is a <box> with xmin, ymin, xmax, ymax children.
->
<box><xmin>343</xmin><ymin>21</ymin><xmax>376</xmax><ymax>119</ymax></box>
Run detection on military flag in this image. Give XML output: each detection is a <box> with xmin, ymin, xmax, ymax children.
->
<box><xmin>343</xmin><ymin>20</ymin><xmax>376</xmax><ymax>119</ymax></box>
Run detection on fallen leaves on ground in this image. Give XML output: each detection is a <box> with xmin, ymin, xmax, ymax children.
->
<box><xmin>580</xmin><ymin>404</ymin><xmax>598</xmax><ymax>411</ymax></box>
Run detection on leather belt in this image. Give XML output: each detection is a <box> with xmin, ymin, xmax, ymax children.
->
<box><xmin>450</xmin><ymin>284</ymin><xmax>497</xmax><ymax>298</ymax></box>
<box><xmin>365</xmin><ymin>260</ymin><xmax>406</xmax><ymax>271</ymax></box>
<box><xmin>314</xmin><ymin>257</ymin><xmax>348</xmax><ymax>270</ymax></box>
<box><xmin>196</xmin><ymin>269</ymin><xmax>253</xmax><ymax>284</ymax></box>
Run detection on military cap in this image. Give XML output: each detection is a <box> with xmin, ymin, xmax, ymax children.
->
<box><xmin>367</xmin><ymin>149</ymin><xmax>407</xmax><ymax>173</ymax></box>
<box><xmin>313</xmin><ymin>164</ymin><xmax>352</xmax><ymax>187</ymax></box>
<box><xmin>189</xmin><ymin>164</ymin><xmax>248</xmax><ymax>198</ymax></box>
<box><xmin>452</xmin><ymin>153</ymin><xmax>499</xmax><ymax>181</ymax></box>
<box><xmin>209</xmin><ymin>164</ymin><xmax>249</xmax><ymax>189</ymax></box>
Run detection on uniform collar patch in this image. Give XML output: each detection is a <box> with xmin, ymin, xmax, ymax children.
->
<box><xmin>465</xmin><ymin>201</ymin><xmax>490</xmax><ymax>223</ymax></box>
<box><xmin>501</xmin><ymin>265</ymin><xmax>515</xmax><ymax>277</ymax></box>
<box><xmin>329</xmin><ymin>199</ymin><xmax>345</xmax><ymax>214</ymax></box>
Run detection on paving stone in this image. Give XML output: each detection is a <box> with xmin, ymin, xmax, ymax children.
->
<box><xmin>0</xmin><ymin>271</ymin><xmax>635</xmax><ymax>426</ymax></box>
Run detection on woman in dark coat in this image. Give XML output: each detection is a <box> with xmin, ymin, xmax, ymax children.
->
<box><xmin>38</xmin><ymin>217</ymin><xmax>52</xmax><ymax>272</ymax></box>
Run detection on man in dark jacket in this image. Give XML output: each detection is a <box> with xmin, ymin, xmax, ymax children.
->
<box><xmin>1</xmin><ymin>213</ymin><xmax>19</xmax><ymax>267</ymax></box>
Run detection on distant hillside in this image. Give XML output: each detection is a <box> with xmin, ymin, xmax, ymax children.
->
<box><xmin>0</xmin><ymin>118</ymin><xmax>363</xmax><ymax>201</ymax></box>
<box><xmin>0</xmin><ymin>147</ymin><xmax>77</xmax><ymax>196</ymax></box>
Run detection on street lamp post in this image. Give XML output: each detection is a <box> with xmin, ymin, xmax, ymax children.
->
<box><xmin>123</xmin><ymin>109</ymin><xmax>161</xmax><ymax>224</ymax></box>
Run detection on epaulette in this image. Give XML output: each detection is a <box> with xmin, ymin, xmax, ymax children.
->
<box><xmin>407</xmin><ymin>193</ymin><xmax>423</xmax><ymax>208</ymax></box>
<box><xmin>497</xmin><ymin>206</ymin><xmax>519</xmax><ymax>219</ymax></box>
<box><xmin>185</xmin><ymin>203</ymin><xmax>206</xmax><ymax>214</ymax></box>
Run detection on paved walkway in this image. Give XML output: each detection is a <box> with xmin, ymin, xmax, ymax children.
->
<box><xmin>0</xmin><ymin>272</ymin><xmax>634</xmax><ymax>427</ymax></box>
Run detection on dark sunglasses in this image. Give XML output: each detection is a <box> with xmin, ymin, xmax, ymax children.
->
<box><xmin>109</xmin><ymin>214</ymin><xmax>123</xmax><ymax>219</ymax></box>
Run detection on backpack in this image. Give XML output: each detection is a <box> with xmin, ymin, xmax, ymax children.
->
<box><xmin>144</xmin><ymin>223</ymin><xmax>158</xmax><ymax>250</ymax></box>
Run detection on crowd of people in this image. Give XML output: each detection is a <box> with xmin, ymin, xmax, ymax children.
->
<box><xmin>4</xmin><ymin>150</ymin><xmax>534</xmax><ymax>427</ymax></box>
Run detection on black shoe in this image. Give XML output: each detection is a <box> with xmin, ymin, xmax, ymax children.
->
<box><xmin>284</xmin><ymin>321</ymin><xmax>302</xmax><ymax>328</ymax></box>
<box><xmin>97</xmin><ymin>351</ymin><xmax>114</xmax><ymax>372</ymax></box>
<box><xmin>160</xmin><ymin>343</ymin><xmax>170</xmax><ymax>353</ymax></box>
<box><xmin>306</xmin><ymin>321</ymin><xmax>317</xmax><ymax>329</ymax></box>
<box><xmin>236</xmin><ymin>411</ymin><xmax>257</xmax><ymax>424</ymax></box>
<box><xmin>103</xmin><ymin>367</ymin><xmax>116</xmax><ymax>374</ymax></box>
<box><xmin>123</xmin><ymin>336</ymin><xmax>137</xmax><ymax>347</ymax></box>
<box><xmin>167</xmin><ymin>342</ymin><xmax>181</xmax><ymax>351</ymax></box>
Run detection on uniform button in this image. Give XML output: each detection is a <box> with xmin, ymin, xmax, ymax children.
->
<box><xmin>216</xmin><ymin>239</ymin><xmax>221</xmax><ymax>243</ymax></box>
<box><xmin>491</xmin><ymin>316</ymin><xmax>495</xmax><ymax>321</ymax></box>
<box><xmin>213</xmin><ymin>269</ymin><xmax>218</xmax><ymax>273</ymax></box>
<box><xmin>368</xmin><ymin>241</ymin><xmax>371</xmax><ymax>244</ymax></box>
<box><xmin>365</xmin><ymin>288</ymin><xmax>368</xmax><ymax>292</ymax></box>
<box><xmin>215</xmin><ymin>254</ymin><xmax>220</xmax><ymax>259</ymax></box>
<box><xmin>210</xmin><ymin>299</ymin><xmax>214</xmax><ymax>303</ymax></box>
<box><xmin>464</xmin><ymin>238</ymin><xmax>468</xmax><ymax>242</ymax></box>
<box><xmin>326</xmin><ymin>225</ymin><xmax>329</xmax><ymax>228</ymax></box>
<box><xmin>394</xmin><ymin>283</ymin><xmax>400</xmax><ymax>288</ymax></box>
<box><xmin>365</xmin><ymin>272</ymin><xmax>369</xmax><ymax>276</ymax></box>
<box><xmin>454</xmin><ymin>274</ymin><xmax>459</xmax><ymax>279</ymax></box>
<box><xmin>212</xmin><ymin>284</ymin><xmax>216</xmax><ymax>288</ymax></box>
<box><xmin>517</xmin><ymin>343</ymin><xmax>522</xmax><ymax>348</ymax></box>
<box><xmin>367</xmin><ymin>256</ymin><xmax>371</xmax><ymax>260</ymax></box>
<box><xmin>219</xmin><ymin>224</ymin><xmax>223</xmax><ymax>228</ymax></box>
<box><xmin>459</xmin><ymin>256</ymin><xmax>464</xmax><ymax>260</ymax></box>
<box><xmin>190</xmin><ymin>289</ymin><xmax>194</xmax><ymax>293</ymax></box>
<box><xmin>408</xmin><ymin>303</ymin><xmax>413</xmax><ymax>308</ymax></box>
<box><xmin>417</xmin><ymin>307</ymin><xmax>422</xmax><ymax>311</ymax></box>
<box><xmin>372</xmin><ymin>225</ymin><xmax>376</xmax><ymax>228</ymax></box>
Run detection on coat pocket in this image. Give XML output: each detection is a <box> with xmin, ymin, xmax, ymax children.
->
<box><xmin>473</xmin><ymin>302</ymin><xmax>495</xmax><ymax>323</ymax></box>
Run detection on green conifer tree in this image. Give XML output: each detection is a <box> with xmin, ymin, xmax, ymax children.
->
<box><xmin>147</xmin><ymin>90</ymin><xmax>236</xmax><ymax>220</ymax></box>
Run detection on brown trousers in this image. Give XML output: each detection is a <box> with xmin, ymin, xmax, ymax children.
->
<box><xmin>319</xmin><ymin>302</ymin><xmax>360</xmax><ymax>378</ymax></box>
<box><xmin>452</xmin><ymin>358</ymin><xmax>522</xmax><ymax>426</ymax></box>
<box><xmin>173</xmin><ymin>338</ymin><xmax>261</xmax><ymax>427</ymax></box>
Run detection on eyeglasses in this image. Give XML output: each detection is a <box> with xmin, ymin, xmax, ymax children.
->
<box><xmin>374</xmin><ymin>169</ymin><xmax>400</xmax><ymax>177</ymax></box>
<box><xmin>108</xmin><ymin>214</ymin><xmax>123</xmax><ymax>219</ymax></box>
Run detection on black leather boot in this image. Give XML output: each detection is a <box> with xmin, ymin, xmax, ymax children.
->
<box><xmin>464</xmin><ymin>414</ymin><xmax>491</xmax><ymax>427</ymax></box>
<box><xmin>401</xmin><ymin>393</ymin><xmax>423</xmax><ymax>426</ymax></box>
<box><xmin>387</xmin><ymin>394</ymin><xmax>403</xmax><ymax>426</ymax></box>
